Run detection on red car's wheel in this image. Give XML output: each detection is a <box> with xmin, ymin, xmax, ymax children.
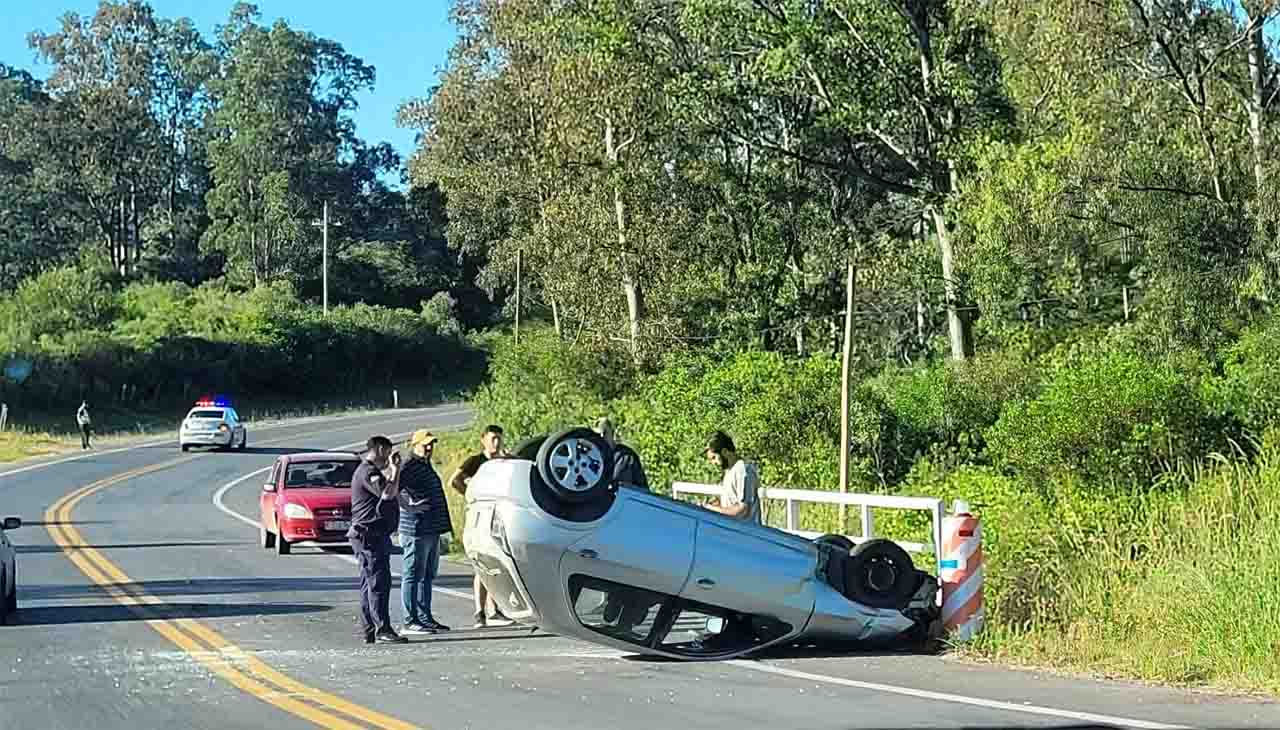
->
<box><xmin>274</xmin><ymin>516</ymin><xmax>291</xmax><ymax>555</ymax></box>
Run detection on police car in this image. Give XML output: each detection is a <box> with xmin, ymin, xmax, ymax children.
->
<box><xmin>179</xmin><ymin>396</ymin><xmax>247</xmax><ymax>451</ymax></box>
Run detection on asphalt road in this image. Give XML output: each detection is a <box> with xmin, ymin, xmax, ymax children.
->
<box><xmin>2</xmin><ymin>406</ymin><xmax>1277</xmax><ymax>730</ymax></box>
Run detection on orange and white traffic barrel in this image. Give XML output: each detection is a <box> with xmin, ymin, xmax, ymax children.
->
<box><xmin>939</xmin><ymin>499</ymin><xmax>984</xmax><ymax>641</ymax></box>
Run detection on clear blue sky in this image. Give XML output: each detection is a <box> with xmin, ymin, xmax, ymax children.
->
<box><xmin>2</xmin><ymin>1</ymin><xmax>459</xmax><ymax>188</ymax></box>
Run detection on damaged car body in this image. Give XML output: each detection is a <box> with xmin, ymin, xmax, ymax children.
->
<box><xmin>462</xmin><ymin>427</ymin><xmax>941</xmax><ymax>660</ymax></box>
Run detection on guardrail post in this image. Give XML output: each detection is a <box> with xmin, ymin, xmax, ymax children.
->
<box><xmin>860</xmin><ymin>503</ymin><xmax>874</xmax><ymax>541</ymax></box>
<box><xmin>785</xmin><ymin>499</ymin><xmax>799</xmax><ymax>532</ymax></box>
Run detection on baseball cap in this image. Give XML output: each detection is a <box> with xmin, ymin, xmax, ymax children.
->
<box><xmin>409</xmin><ymin>429</ymin><xmax>439</xmax><ymax>449</ymax></box>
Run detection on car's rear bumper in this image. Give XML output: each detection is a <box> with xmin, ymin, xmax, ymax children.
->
<box><xmin>462</xmin><ymin>501</ymin><xmax>540</xmax><ymax>625</ymax></box>
<box><xmin>181</xmin><ymin>431</ymin><xmax>232</xmax><ymax>446</ymax></box>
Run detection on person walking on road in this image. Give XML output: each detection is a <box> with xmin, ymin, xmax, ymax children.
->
<box><xmin>76</xmin><ymin>401</ymin><xmax>93</xmax><ymax>449</ymax></box>
<box><xmin>703</xmin><ymin>430</ymin><xmax>762</xmax><ymax>524</ymax></box>
<box><xmin>397</xmin><ymin>430</ymin><xmax>452</xmax><ymax>635</ymax></box>
<box><xmin>348</xmin><ymin>435</ymin><xmax>408</xmax><ymax>644</ymax></box>
<box><xmin>448</xmin><ymin>424</ymin><xmax>515</xmax><ymax>629</ymax></box>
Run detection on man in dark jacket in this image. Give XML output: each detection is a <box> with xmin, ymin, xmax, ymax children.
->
<box><xmin>348</xmin><ymin>435</ymin><xmax>408</xmax><ymax>644</ymax></box>
<box><xmin>397</xmin><ymin>430</ymin><xmax>453</xmax><ymax>635</ymax></box>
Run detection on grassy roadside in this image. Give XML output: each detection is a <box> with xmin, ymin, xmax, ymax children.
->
<box><xmin>0</xmin><ymin>379</ymin><xmax>475</xmax><ymax>464</ymax></box>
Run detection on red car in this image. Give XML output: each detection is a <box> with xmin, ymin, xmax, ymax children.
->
<box><xmin>259</xmin><ymin>452</ymin><xmax>361</xmax><ymax>555</ymax></box>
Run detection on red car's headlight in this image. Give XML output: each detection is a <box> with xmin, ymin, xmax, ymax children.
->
<box><xmin>283</xmin><ymin>503</ymin><xmax>313</xmax><ymax>520</ymax></box>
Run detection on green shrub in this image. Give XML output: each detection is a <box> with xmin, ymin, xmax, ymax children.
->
<box><xmin>614</xmin><ymin>350</ymin><xmax>843</xmax><ymax>494</ymax></box>
<box><xmin>866</xmin><ymin>349</ymin><xmax>1043</xmax><ymax>474</ymax></box>
<box><xmin>1213</xmin><ymin>312</ymin><xmax>1280</xmax><ymax>437</ymax></box>
<box><xmin>984</xmin><ymin>344</ymin><xmax>1220</xmax><ymax>487</ymax></box>
<box><xmin>0</xmin><ymin>265</ymin><xmax>481</xmax><ymax>413</ymax></box>
<box><xmin>471</xmin><ymin>325</ymin><xmax>637</xmax><ymax>441</ymax></box>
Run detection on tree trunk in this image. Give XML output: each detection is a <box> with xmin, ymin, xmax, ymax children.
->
<box><xmin>838</xmin><ymin>260</ymin><xmax>857</xmax><ymax>532</ymax></box>
<box><xmin>551</xmin><ymin>297</ymin><xmax>563</xmax><ymax>340</ymax></box>
<box><xmin>1248</xmin><ymin>11</ymin><xmax>1268</xmax><ymax>192</ymax></box>
<box><xmin>929</xmin><ymin>207</ymin><xmax>972</xmax><ymax>360</ymax></box>
<box><xmin>605</xmin><ymin>115</ymin><xmax>643</xmax><ymax>358</ymax></box>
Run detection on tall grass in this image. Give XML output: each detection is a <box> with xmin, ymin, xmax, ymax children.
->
<box><xmin>954</xmin><ymin>444</ymin><xmax>1280</xmax><ymax>694</ymax></box>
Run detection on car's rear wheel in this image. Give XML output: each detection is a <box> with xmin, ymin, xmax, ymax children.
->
<box><xmin>260</xmin><ymin>523</ymin><xmax>276</xmax><ymax>549</ymax></box>
<box><xmin>536</xmin><ymin>428</ymin><xmax>614</xmax><ymax>503</ymax></box>
<box><xmin>844</xmin><ymin>538</ymin><xmax>918</xmax><ymax>610</ymax></box>
<box><xmin>274</xmin><ymin>516</ymin><xmax>291</xmax><ymax>555</ymax></box>
<box><xmin>238</xmin><ymin>432</ymin><xmax>247</xmax><ymax>450</ymax></box>
<box><xmin>180</xmin><ymin>444</ymin><xmax>189</xmax><ymax>452</ymax></box>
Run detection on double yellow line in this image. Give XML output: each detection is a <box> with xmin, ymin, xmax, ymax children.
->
<box><xmin>45</xmin><ymin>457</ymin><xmax>423</xmax><ymax>730</ymax></box>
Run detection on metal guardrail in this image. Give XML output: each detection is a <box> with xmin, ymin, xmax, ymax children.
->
<box><xmin>671</xmin><ymin>481</ymin><xmax>945</xmax><ymax>571</ymax></box>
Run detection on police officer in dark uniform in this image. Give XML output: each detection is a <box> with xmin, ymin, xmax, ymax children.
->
<box><xmin>348</xmin><ymin>435</ymin><xmax>408</xmax><ymax>644</ymax></box>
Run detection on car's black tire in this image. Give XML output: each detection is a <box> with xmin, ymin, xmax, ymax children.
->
<box><xmin>513</xmin><ymin>435</ymin><xmax>548</xmax><ymax>461</ymax></box>
<box><xmin>275</xmin><ymin>517</ymin><xmax>291</xmax><ymax>555</ymax></box>
<box><xmin>536</xmin><ymin>427</ymin><xmax>614</xmax><ymax>503</ymax></box>
<box><xmin>260</xmin><ymin>524</ymin><xmax>275</xmax><ymax>549</ymax></box>
<box><xmin>239</xmin><ymin>433</ymin><xmax>247</xmax><ymax>450</ymax></box>
<box><xmin>181</xmin><ymin>444</ymin><xmax>189</xmax><ymax>452</ymax></box>
<box><xmin>4</xmin><ymin>566</ymin><xmax>16</xmax><ymax>624</ymax></box>
<box><xmin>845</xmin><ymin>538</ymin><xmax>918</xmax><ymax>610</ymax></box>
<box><xmin>815</xmin><ymin>534</ymin><xmax>855</xmax><ymax>553</ymax></box>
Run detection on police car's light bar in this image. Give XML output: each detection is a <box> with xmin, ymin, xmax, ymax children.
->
<box><xmin>195</xmin><ymin>395</ymin><xmax>232</xmax><ymax>407</ymax></box>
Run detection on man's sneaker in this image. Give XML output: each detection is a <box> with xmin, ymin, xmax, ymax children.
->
<box><xmin>401</xmin><ymin>622</ymin><xmax>436</xmax><ymax>635</ymax></box>
<box><xmin>375</xmin><ymin>630</ymin><xmax>409</xmax><ymax>644</ymax></box>
<box><xmin>421</xmin><ymin>619</ymin><xmax>450</xmax><ymax>632</ymax></box>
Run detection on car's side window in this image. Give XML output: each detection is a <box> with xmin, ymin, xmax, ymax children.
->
<box><xmin>566</xmin><ymin>574</ymin><xmax>792</xmax><ymax>656</ymax></box>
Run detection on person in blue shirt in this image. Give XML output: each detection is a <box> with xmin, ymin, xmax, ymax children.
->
<box><xmin>397</xmin><ymin>429</ymin><xmax>453</xmax><ymax>635</ymax></box>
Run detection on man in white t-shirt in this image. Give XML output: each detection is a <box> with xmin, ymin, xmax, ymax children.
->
<box><xmin>703</xmin><ymin>431</ymin><xmax>762</xmax><ymax>524</ymax></box>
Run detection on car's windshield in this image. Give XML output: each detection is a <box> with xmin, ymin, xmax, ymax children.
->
<box><xmin>284</xmin><ymin>461</ymin><xmax>358</xmax><ymax>488</ymax></box>
<box><xmin>188</xmin><ymin>409</ymin><xmax>225</xmax><ymax>419</ymax></box>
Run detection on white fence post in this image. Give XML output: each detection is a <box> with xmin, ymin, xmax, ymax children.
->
<box><xmin>860</xmin><ymin>503</ymin><xmax>874</xmax><ymax>541</ymax></box>
<box><xmin>786</xmin><ymin>498</ymin><xmax>800</xmax><ymax>532</ymax></box>
<box><xmin>0</xmin><ymin>403</ymin><xmax>7</xmax><ymax>431</ymax></box>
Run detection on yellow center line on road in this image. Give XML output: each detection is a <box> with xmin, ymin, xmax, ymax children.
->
<box><xmin>43</xmin><ymin>428</ymin><xmax>436</xmax><ymax>730</ymax></box>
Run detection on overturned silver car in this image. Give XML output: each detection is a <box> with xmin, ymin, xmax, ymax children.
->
<box><xmin>461</xmin><ymin>427</ymin><xmax>941</xmax><ymax>660</ymax></box>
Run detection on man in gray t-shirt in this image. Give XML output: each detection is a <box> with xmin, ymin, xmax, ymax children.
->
<box><xmin>702</xmin><ymin>431</ymin><xmax>762</xmax><ymax>524</ymax></box>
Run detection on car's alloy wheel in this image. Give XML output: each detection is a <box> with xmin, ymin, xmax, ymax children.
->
<box><xmin>536</xmin><ymin>428</ymin><xmax>614</xmax><ymax>503</ymax></box>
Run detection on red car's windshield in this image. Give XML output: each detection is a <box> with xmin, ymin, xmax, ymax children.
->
<box><xmin>283</xmin><ymin>461</ymin><xmax>358</xmax><ymax>488</ymax></box>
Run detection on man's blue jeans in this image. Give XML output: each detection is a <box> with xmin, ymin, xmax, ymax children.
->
<box><xmin>400</xmin><ymin>532</ymin><xmax>440</xmax><ymax>625</ymax></box>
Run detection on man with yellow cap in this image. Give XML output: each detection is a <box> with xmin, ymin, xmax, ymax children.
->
<box><xmin>396</xmin><ymin>429</ymin><xmax>452</xmax><ymax>634</ymax></box>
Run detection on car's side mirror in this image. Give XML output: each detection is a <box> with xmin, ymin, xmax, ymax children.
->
<box><xmin>3</xmin><ymin>517</ymin><xmax>20</xmax><ymax>530</ymax></box>
<box><xmin>262</xmin><ymin>483</ymin><xmax>276</xmax><ymax>492</ymax></box>
<box><xmin>704</xmin><ymin>616</ymin><xmax>725</xmax><ymax>635</ymax></box>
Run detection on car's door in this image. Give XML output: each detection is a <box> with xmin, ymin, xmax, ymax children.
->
<box><xmin>678</xmin><ymin>518</ymin><xmax>818</xmax><ymax>631</ymax></box>
<box><xmin>557</xmin><ymin>495</ymin><xmax>698</xmax><ymax>645</ymax></box>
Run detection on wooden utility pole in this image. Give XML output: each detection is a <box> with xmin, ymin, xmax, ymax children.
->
<box><xmin>839</xmin><ymin>260</ymin><xmax>855</xmax><ymax>532</ymax></box>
